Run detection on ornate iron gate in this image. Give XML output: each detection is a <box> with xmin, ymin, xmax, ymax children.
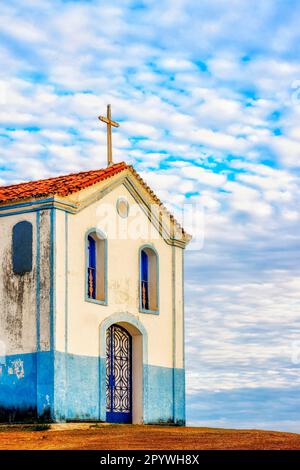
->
<box><xmin>106</xmin><ymin>325</ymin><xmax>132</xmax><ymax>423</ymax></box>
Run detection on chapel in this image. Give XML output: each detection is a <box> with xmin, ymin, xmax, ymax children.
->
<box><xmin>0</xmin><ymin>106</ymin><xmax>191</xmax><ymax>423</ymax></box>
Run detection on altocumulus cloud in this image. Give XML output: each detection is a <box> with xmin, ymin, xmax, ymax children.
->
<box><xmin>1</xmin><ymin>0</ymin><xmax>300</xmax><ymax>431</ymax></box>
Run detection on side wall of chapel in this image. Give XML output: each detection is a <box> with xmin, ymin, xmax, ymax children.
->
<box><xmin>0</xmin><ymin>209</ymin><xmax>52</xmax><ymax>421</ymax></box>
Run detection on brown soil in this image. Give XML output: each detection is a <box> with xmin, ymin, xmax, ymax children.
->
<box><xmin>0</xmin><ymin>423</ymin><xmax>299</xmax><ymax>450</ymax></box>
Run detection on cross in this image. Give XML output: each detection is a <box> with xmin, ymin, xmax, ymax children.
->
<box><xmin>98</xmin><ymin>104</ymin><xmax>120</xmax><ymax>167</ymax></box>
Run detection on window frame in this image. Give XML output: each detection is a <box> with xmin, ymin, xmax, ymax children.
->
<box><xmin>12</xmin><ymin>220</ymin><xmax>33</xmax><ymax>275</ymax></box>
<box><xmin>139</xmin><ymin>244</ymin><xmax>160</xmax><ymax>315</ymax></box>
<box><xmin>85</xmin><ymin>228</ymin><xmax>108</xmax><ymax>306</ymax></box>
<box><xmin>87</xmin><ymin>235</ymin><xmax>97</xmax><ymax>300</ymax></box>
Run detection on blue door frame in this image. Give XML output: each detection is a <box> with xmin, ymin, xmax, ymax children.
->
<box><xmin>106</xmin><ymin>325</ymin><xmax>132</xmax><ymax>424</ymax></box>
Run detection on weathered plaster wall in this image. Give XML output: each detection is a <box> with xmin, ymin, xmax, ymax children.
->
<box><xmin>0</xmin><ymin>210</ymin><xmax>51</xmax><ymax>421</ymax></box>
<box><xmin>39</xmin><ymin>210</ymin><xmax>51</xmax><ymax>352</ymax></box>
<box><xmin>0</xmin><ymin>212</ymin><xmax>37</xmax><ymax>355</ymax></box>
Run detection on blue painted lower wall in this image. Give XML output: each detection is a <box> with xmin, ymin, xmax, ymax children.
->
<box><xmin>54</xmin><ymin>351</ymin><xmax>99</xmax><ymax>421</ymax></box>
<box><xmin>0</xmin><ymin>351</ymin><xmax>53</xmax><ymax>422</ymax></box>
<box><xmin>0</xmin><ymin>352</ymin><xmax>37</xmax><ymax>422</ymax></box>
<box><xmin>36</xmin><ymin>351</ymin><xmax>54</xmax><ymax>420</ymax></box>
<box><xmin>0</xmin><ymin>351</ymin><xmax>185</xmax><ymax>425</ymax></box>
<box><xmin>144</xmin><ymin>365</ymin><xmax>185</xmax><ymax>425</ymax></box>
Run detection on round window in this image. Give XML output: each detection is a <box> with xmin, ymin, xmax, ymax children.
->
<box><xmin>116</xmin><ymin>197</ymin><xmax>130</xmax><ymax>218</ymax></box>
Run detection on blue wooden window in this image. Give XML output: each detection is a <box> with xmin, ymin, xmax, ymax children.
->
<box><xmin>13</xmin><ymin>221</ymin><xmax>33</xmax><ymax>275</ymax></box>
<box><xmin>141</xmin><ymin>250</ymin><xmax>149</xmax><ymax>310</ymax></box>
<box><xmin>88</xmin><ymin>235</ymin><xmax>96</xmax><ymax>299</ymax></box>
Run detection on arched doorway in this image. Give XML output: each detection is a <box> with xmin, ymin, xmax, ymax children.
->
<box><xmin>106</xmin><ymin>324</ymin><xmax>132</xmax><ymax>423</ymax></box>
<box><xmin>99</xmin><ymin>313</ymin><xmax>148</xmax><ymax>424</ymax></box>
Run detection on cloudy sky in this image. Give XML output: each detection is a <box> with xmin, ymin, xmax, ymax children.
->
<box><xmin>1</xmin><ymin>0</ymin><xmax>300</xmax><ymax>432</ymax></box>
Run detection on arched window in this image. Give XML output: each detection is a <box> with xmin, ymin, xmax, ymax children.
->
<box><xmin>12</xmin><ymin>221</ymin><xmax>33</xmax><ymax>274</ymax></box>
<box><xmin>140</xmin><ymin>246</ymin><xmax>159</xmax><ymax>313</ymax></box>
<box><xmin>86</xmin><ymin>230</ymin><xmax>107</xmax><ymax>304</ymax></box>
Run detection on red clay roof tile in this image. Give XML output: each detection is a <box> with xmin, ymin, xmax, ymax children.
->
<box><xmin>0</xmin><ymin>162</ymin><xmax>127</xmax><ymax>203</ymax></box>
<box><xmin>0</xmin><ymin>161</ymin><xmax>190</xmax><ymax>240</ymax></box>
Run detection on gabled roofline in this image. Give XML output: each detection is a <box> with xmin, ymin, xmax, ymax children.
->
<box><xmin>0</xmin><ymin>164</ymin><xmax>192</xmax><ymax>247</ymax></box>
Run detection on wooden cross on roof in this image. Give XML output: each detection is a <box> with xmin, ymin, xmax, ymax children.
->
<box><xmin>98</xmin><ymin>104</ymin><xmax>120</xmax><ymax>167</ymax></box>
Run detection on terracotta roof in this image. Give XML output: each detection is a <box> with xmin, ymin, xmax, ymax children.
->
<box><xmin>0</xmin><ymin>161</ymin><xmax>190</xmax><ymax>241</ymax></box>
<box><xmin>0</xmin><ymin>162</ymin><xmax>127</xmax><ymax>203</ymax></box>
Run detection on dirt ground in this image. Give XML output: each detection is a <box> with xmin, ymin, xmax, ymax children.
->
<box><xmin>0</xmin><ymin>423</ymin><xmax>300</xmax><ymax>450</ymax></box>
